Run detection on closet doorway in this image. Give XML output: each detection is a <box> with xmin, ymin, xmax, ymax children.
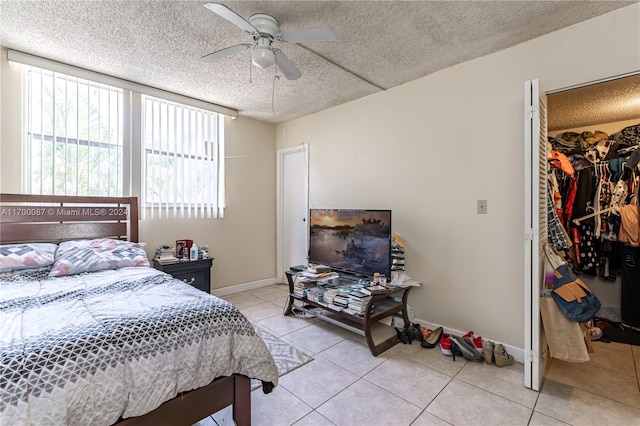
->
<box><xmin>524</xmin><ymin>73</ymin><xmax>640</xmax><ymax>391</ymax></box>
<box><xmin>547</xmin><ymin>74</ymin><xmax>640</xmax><ymax>312</ymax></box>
<box><xmin>277</xmin><ymin>144</ymin><xmax>309</xmax><ymax>283</ymax></box>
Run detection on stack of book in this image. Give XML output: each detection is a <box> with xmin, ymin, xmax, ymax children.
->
<box><xmin>345</xmin><ymin>291</ymin><xmax>372</xmax><ymax>316</ymax></box>
<box><xmin>299</xmin><ymin>270</ymin><xmax>339</xmax><ymax>282</ymax></box>
<box><xmin>306</xmin><ymin>287</ymin><xmax>325</xmax><ymax>303</ymax></box>
<box><xmin>323</xmin><ymin>287</ymin><xmax>352</xmax><ymax>311</ymax></box>
<box><xmin>306</xmin><ymin>264</ymin><xmax>332</xmax><ymax>273</ymax></box>
<box><xmin>360</xmin><ymin>285</ymin><xmax>389</xmax><ymax>295</ymax></box>
<box><xmin>332</xmin><ymin>293</ymin><xmax>350</xmax><ymax>309</ymax></box>
<box><xmin>392</xmin><ymin>236</ymin><xmax>405</xmax><ymax>272</ymax></box>
<box><xmin>293</xmin><ymin>276</ymin><xmax>317</xmax><ymax>299</ymax></box>
<box><xmin>154</xmin><ymin>246</ymin><xmax>178</xmax><ymax>264</ymax></box>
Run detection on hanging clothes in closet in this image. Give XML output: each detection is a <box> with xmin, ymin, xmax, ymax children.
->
<box><xmin>546</xmin><ymin>123</ymin><xmax>640</xmax><ymax>327</ymax></box>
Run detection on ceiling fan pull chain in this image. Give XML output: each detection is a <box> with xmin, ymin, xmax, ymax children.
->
<box><xmin>272</xmin><ymin>71</ymin><xmax>280</xmax><ymax>116</ymax></box>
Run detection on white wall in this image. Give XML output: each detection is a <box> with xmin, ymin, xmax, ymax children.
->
<box><xmin>0</xmin><ymin>55</ymin><xmax>278</xmax><ymax>291</ymax></box>
<box><xmin>276</xmin><ymin>4</ymin><xmax>640</xmax><ymax>348</ymax></box>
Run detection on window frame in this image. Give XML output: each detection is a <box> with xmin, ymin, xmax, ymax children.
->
<box><xmin>20</xmin><ymin>58</ymin><xmax>227</xmax><ymax>219</ymax></box>
<box><xmin>140</xmin><ymin>94</ymin><xmax>225</xmax><ymax>219</ymax></box>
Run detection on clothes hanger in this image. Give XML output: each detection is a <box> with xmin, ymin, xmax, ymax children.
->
<box><xmin>571</xmin><ymin>205</ymin><xmax>620</xmax><ymax>226</ymax></box>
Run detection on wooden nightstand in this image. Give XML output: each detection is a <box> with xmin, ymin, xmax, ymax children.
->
<box><xmin>153</xmin><ymin>258</ymin><xmax>214</xmax><ymax>293</ymax></box>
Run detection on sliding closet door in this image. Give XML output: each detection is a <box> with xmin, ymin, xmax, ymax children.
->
<box><xmin>524</xmin><ymin>79</ymin><xmax>548</xmax><ymax>391</ymax></box>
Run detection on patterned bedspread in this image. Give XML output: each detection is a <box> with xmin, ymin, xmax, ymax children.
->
<box><xmin>0</xmin><ymin>267</ymin><xmax>279</xmax><ymax>425</ymax></box>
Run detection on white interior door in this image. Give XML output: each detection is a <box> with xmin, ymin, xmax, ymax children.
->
<box><xmin>524</xmin><ymin>79</ymin><xmax>548</xmax><ymax>391</ymax></box>
<box><xmin>277</xmin><ymin>144</ymin><xmax>309</xmax><ymax>283</ymax></box>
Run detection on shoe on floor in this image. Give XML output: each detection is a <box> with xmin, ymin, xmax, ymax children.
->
<box><xmin>421</xmin><ymin>326</ymin><xmax>443</xmax><ymax>348</ymax></box>
<box><xmin>589</xmin><ymin>326</ymin><xmax>603</xmax><ymax>340</ymax></box>
<box><xmin>494</xmin><ymin>343</ymin><xmax>514</xmax><ymax>367</ymax></box>
<box><xmin>483</xmin><ymin>340</ymin><xmax>495</xmax><ymax>364</ymax></box>
<box><xmin>463</xmin><ymin>330</ymin><xmax>484</xmax><ymax>353</ymax></box>
<box><xmin>450</xmin><ymin>335</ymin><xmax>484</xmax><ymax>362</ymax></box>
<box><xmin>440</xmin><ymin>333</ymin><xmax>453</xmax><ymax>356</ymax></box>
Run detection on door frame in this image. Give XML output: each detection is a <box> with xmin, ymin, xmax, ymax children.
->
<box><xmin>276</xmin><ymin>143</ymin><xmax>309</xmax><ymax>283</ymax></box>
<box><xmin>523</xmin><ymin>72</ymin><xmax>640</xmax><ymax>390</ymax></box>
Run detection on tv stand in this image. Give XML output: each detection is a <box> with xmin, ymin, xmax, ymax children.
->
<box><xmin>284</xmin><ymin>270</ymin><xmax>413</xmax><ymax>356</ymax></box>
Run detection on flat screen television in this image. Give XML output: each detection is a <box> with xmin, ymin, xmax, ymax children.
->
<box><xmin>308</xmin><ymin>209</ymin><xmax>392</xmax><ymax>279</ymax></box>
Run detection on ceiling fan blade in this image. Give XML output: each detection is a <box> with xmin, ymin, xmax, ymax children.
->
<box><xmin>279</xmin><ymin>28</ymin><xmax>336</xmax><ymax>44</ymax></box>
<box><xmin>274</xmin><ymin>50</ymin><xmax>302</xmax><ymax>80</ymax></box>
<box><xmin>201</xmin><ymin>44</ymin><xmax>251</xmax><ymax>63</ymax></box>
<box><xmin>203</xmin><ymin>3</ymin><xmax>257</xmax><ymax>35</ymax></box>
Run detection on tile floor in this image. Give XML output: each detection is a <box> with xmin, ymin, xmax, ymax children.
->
<box><xmin>198</xmin><ymin>284</ymin><xmax>640</xmax><ymax>426</ymax></box>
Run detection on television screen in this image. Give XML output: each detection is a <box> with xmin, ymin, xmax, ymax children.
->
<box><xmin>308</xmin><ymin>209</ymin><xmax>392</xmax><ymax>278</ymax></box>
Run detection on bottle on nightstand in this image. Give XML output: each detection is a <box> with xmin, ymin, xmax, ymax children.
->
<box><xmin>190</xmin><ymin>243</ymin><xmax>199</xmax><ymax>261</ymax></box>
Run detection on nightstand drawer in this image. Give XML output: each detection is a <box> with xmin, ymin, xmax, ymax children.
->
<box><xmin>152</xmin><ymin>258</ymin><xmax>213</xmax><ymax>294</ymax></box>
<box><xmin>172</xmin><ymin>270</ymin><xmax>208</xmax><ymax>292</ymax></box>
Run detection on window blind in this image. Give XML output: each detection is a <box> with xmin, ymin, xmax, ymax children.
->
<box><xmin>142</xmin><ymin>95</ymin><xmax>225</xmax><ymax>219</ymax></box>
<box><xmin>9</xmin><ymin>49</ymin><xmax>237</xmax><ymax>118</ymax></box>
<box><xmin>26</xmin><ymin>67</ymin><xmax>123</xmax><ymax>196</ymax></box>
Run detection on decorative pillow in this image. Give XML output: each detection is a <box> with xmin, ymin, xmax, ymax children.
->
<box><xmin>49</xmin><ymin>239</ymin><xmax>149</xmax><ymax>277</ymax></box>
<box><xmin>0</xmin><ymin>243</ymin><xmax>58</xmax><ymax>273</ymax></box>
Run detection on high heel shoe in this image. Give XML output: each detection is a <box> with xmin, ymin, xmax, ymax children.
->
<box><xmin>421</xmin><ymin>326</ymin><xmax>443</xmax><ymax>348</ymax></box>
<box><xmin>439</xmin><ymin>333</ymin><xmax>453</xmax><ymax>356</ymax></box>
<box><xmin>493</xmin><ymin>343</ymin><xmax>514</xmax><ymax>367</ymax></box>
<box><xmin>483</xmin><ymin>340</ymin><xmax>495</xmax><ymax>364</ymax></box>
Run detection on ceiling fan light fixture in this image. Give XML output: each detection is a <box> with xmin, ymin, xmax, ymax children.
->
<box><xmin>251</xmin><ymin>46</ymin><xmax>275</xmax><ymax>69</ymax></box>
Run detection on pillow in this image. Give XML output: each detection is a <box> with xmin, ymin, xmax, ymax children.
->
<box><xmin>49</xmin><ymin>239</ymin><xmax>149</xmax><ymax>277</ymax></box>
<box><xmin>0</xmin><ymin>267</ymin><xmax>51</xmax><ymax>282</ymax></box>
<box><xmin>0</xmin><ymin>243</ymin><xmax>58</xmax><ymax>273</ymax></box>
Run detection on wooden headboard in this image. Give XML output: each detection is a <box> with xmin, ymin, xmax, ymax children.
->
<box><xmin>0</xmin><ymin>194</ymin><xmax>139</xmax><ymax>244</ymax></box>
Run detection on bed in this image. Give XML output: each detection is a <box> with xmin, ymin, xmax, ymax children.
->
<box><xmin>0</xmin><ymin>194</ymin><xmax>278</xmax><ymax>426</ymax></box>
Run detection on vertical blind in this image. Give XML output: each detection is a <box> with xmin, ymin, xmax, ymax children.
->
<box><xmin>27</xmin><ymin>68</ymin><xmax>123</xmax><ymax>196</ymax></box>
<box><xmin>142</xmin><ymin>95</ymin><xmax>224</xmax><ymax>219</ymax></box>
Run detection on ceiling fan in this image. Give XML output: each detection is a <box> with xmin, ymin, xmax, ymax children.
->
<box><xmin>201</xmin><ymin>3</ymin><xmax>336</xmax><ymax>80</ymax></box>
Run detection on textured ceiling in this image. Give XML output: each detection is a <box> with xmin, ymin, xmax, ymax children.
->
<box><xmin>0</xmin><ymin>1</ymin><xmax>637</xmax><ymax>124</ymax></box>
<box><xmin>548</xmin><ymin>74</ymin><xmax>640</xmax><ymax>131</ymax></box>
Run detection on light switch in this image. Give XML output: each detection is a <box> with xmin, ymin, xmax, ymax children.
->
<box><xmin>477</xmin><ymin>200</ymin><xmax>488</xmax><ymax>214</ymax></box>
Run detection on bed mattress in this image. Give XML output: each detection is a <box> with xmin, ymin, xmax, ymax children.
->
<box><xmin>0</xmin><ymin>267</ymin><xmax>278</xmax><ymax>425</ymax></box>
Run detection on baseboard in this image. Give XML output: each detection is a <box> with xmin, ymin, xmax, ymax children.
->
<box><xmin>211</xmin><ymin>283</ymin><xmax>526</xmax><ymax>363</ymax></box>
<box><xmin>212</xmin><ymin>277</ymin><xmax>278</xmax><ymax>297</ymax></box>
<box><xmin>414</xmin><ymin>318</ymin><xmax>525</xmax><ymax>364</ymax></box>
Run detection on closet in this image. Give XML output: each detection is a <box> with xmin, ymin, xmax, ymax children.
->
<box><xmin>546</xmin><ymin>75</ymin><xmax>640</xmax><ymax>329</ymax></box>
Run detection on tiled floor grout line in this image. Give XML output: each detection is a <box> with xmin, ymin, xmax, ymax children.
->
<box><xmin>633</xmin><ymin>347</ymin><xmax>640</xmax><ymax>394</ymax></box>
<box><xmin>528</xmin><ymin>380</ymin><xmax>544</xmax><ymax>426</ymax></box>
<box><xmin>232</xmin><ymin>287</ymin><xmax>640</xmax><ymax>425</ymax></box>
<box><xmin>410</xmin><ymin>364</ymin><xmax>458</xmax><ymax>426</ymax></box>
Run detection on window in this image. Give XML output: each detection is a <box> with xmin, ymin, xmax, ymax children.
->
<box><xmin>142</xmin><ymin>95</ymin><xmax>225</xmax><ymax>219</ymax></box>
<box><xmin>26</xmin><ymin>67</ymin><xmax>123</xmax><ymax>196</ymax></box>
<box><xmin>24</xmin><ymin>65</ymin><xmax>225</xmax><ymax>219</ymax></box>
